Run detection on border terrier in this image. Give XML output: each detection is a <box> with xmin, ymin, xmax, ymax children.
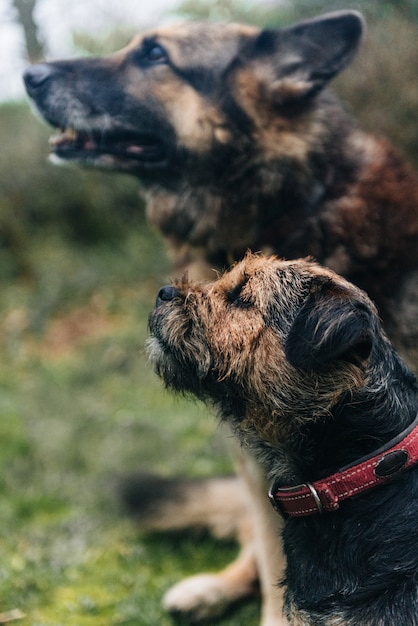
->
<box><xmin>148</xmin><ymin>253</ymin><xmax>418</xmax><ymax>626</ymax></box>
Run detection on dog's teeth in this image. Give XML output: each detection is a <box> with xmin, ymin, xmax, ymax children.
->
<box><xmin>49</xmin><ymin>133</ymin><xmax>63</xmax><ymax>146</ymax></box>
<box><xmin>49</xmin><ymin>128</ymin><xmax>76</xmax><ymax>146</ymax></box>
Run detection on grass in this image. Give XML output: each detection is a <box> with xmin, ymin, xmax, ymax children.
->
<box><xmin>0</xmin><ymin>219</ymin><xmax>260</xmax><ymax>625</ymax></box>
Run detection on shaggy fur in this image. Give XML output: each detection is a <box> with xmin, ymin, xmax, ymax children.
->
<box><xmin>23</xmin><ymin>12</ymin><xmax>418</xmax><ymax>373</ymax></box>
<box><xmin>148</xmin><ymin>253</ymin><xmax>418</xmax><ymax>626</ymax></box>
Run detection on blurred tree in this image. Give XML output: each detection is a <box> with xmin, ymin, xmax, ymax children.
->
<box><xmin>12</xmin><ymin>0</ymin><xmax>45</xmax><ymax>62</ymax></box>
<box><xmin>72</xmin><ymin>27</ymin><xmax>136</xmax><ymax>56</ymax></box>
<box><xmin>385</xmin><ymin>0</ymin><xmax>418</xmax><ymax>19</ymax></box>
<box><xmin>175</xmin><ymin>0</ymin><xmax>282</xmax><ymax>25</ymax></box>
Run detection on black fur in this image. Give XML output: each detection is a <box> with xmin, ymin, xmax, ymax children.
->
<box><xmin>285</xmin><ymin>283</ymin><xmax>374</xmax><ymax>370</ymax></box>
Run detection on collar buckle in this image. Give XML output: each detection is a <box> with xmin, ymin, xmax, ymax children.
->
<box><xmin>268</xmin><ymin>413</ymin><xmax>418</xmax><ymax>518</ymax></box>
<box><xmin>268</xmin><ymin>481</ymin><xmax>324</xmax><ymax>518</ymax></box>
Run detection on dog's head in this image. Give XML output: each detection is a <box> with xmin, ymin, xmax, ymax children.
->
<box><xmin>23</xmin><ymin>11</ymin><xmax>364</xmax><ymax>177</ymax></box>
<box><xmin>148</xmin><ymin>253</ymin><xmax>378</xmax><ymax>444</ymax></box>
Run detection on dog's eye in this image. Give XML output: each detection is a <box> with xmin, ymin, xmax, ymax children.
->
<box><xmin>132</xmin><ymin>41</ymin><xmax>169</xmax><ymax>67</ymax></box>
<box><xmin>145</xmin><ymin>44</ymin><xmax>168</xmax><ymax>64</ymax></box>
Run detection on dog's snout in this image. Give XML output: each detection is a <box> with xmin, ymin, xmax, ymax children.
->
<box><xmin>156</xmin><ymin>285</ymin><xmax>180</xmax><ymax>306</ymax></box>
<box><xmin>23</xmin><ymin>63</ymin><xmax>58</xmax><ymax>95</ymax></box>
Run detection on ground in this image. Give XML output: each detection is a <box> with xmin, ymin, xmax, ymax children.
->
<box><xmin>0</xmin><ymin>224</ymin><xmax>260</xmax><ymax>625</ymax></box>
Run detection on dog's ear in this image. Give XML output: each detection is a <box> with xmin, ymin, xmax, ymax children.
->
<box><xmin>285</xmin><ymin>281</ymin><xmax>374</xmax><ymax>371</ymax></box>
<box><xmin>250</xmin><ymin>11</ymin><xmax>364</xmax><ymax>103</ymax></box>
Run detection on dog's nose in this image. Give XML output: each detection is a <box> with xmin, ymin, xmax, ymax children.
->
<box><xmin>23</xmin><ymin>63</ymin><xmax>58</xmax><ymax>95</ymax></box>
<box><xmin>156</xmin><ymin>285</ymin><xmax>180</xmax><ymax>306</ymax></box>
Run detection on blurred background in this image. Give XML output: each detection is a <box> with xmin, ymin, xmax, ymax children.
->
<box><xmin>1</xmin><ymin>1</ymin><xmax>418</xmax><ymax>624</ymax></box>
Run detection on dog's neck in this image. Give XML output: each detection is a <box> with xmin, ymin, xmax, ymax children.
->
<box><xmin>146</xmin><ymin>94</ymin><xmax>360</xmax><ymax>270</ymax></box>
<box><xmin>244</xmin><ymin>339</ymin><xmax>418</xmax><ymax>487</ymax></box>
<box><xmin>270</xmin><ymin>413</ymin><xmax>418</xmax><ymax>517</ymax></box>
<box><xmin>276</xmin><ymin>342</ymin><xmax>418</xmax><ymax>622</ymax></box>
<box><xmin>305</xmin><ymin>353</ymin><xmax>417</xmax><ymax>483</ymax></box>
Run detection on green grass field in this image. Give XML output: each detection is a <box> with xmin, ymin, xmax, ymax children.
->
<box><xmin>0</xmin><ymin>222</ymin><xmax>260</xmax><ymax>625</ymax></box>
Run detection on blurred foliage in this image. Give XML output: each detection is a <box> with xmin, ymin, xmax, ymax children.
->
<box><xmin>176</xmin><ymin>0</ymin><xmax>418</xmax><ymax>23</ymax></box>
<box><xmin>335</xmin><ymin>13</ymin><xmax>418</xmax><ymax>160</ymax></box>
<box><xmin>0</xmin><ymin>103</ymin><xmax>145</xmax><ymax>279</ymax></box>
<box><xmin>73</xmin><ymin>27</ymin><xmax>138</xmax><ymax>56</ymax></box>
<box><xmin>0</xmin><ymin>224</ymin><xmax>244</xmax><ymax>625</ymax></box>
<box><xmin>175</xmin><ymin>0</ymin><xmax>281</xmax><ymax>23</ymax></box>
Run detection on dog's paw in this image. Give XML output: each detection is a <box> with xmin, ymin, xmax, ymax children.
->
<box><xmin>162</xmin><ymin>573</ymin><xmax>239</xmax><ymax>622</ymax></box>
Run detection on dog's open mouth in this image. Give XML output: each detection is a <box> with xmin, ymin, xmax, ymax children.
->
<box><xmin>49</xmin><ymin>127</ymin><xmax>166</xmax><ymax>167</ymax></box>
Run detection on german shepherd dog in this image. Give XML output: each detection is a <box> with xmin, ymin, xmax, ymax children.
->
<box><xmin>23</xmin><ymin>10</ymin><xmax>418</xmax><ymax>625</ymax></box>
<box><xmin>148</xmin><ymin>253</ymin><xmax>418</xmax><ymax>626</ymax></box>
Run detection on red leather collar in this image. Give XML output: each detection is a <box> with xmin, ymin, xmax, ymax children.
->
<box><xmin>269</xmin><ymin>414</ymin><xmax>418</xmax><ymax>518</ymax></box>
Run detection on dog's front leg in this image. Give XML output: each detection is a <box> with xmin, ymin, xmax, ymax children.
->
<box><xmin>236</xmin><ymin>446</ymin><xmax>289</xmax><ymax>626</ymax></box>
<box><xmin>162</xmin><ymin>429</ymin><xmax>261</xmax><ymax>621</ymax></box>
<box><xmin>162</xmin><ymin>523</ymin><xmax>258</xmax><ymax>621</ymax></box>
<box><xmin>161</xmin><ymin>430</ymin><xmax>288</xmax><ymax>624</ymax></box>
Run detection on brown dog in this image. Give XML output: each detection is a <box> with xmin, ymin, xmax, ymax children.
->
<box><xmin>149</xmin><ymin>253</ymin><xmax>418</xmax><ymax>625</ymax></box>
<box><xmin>23</xmin><ymin>10</ymin><xmax>418</xmax><ymax>624</ymax></box>
<box><xmin>22</xmin><ymin>11</ymin><xmax>418</xmax><ymax>368</ymax></box>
